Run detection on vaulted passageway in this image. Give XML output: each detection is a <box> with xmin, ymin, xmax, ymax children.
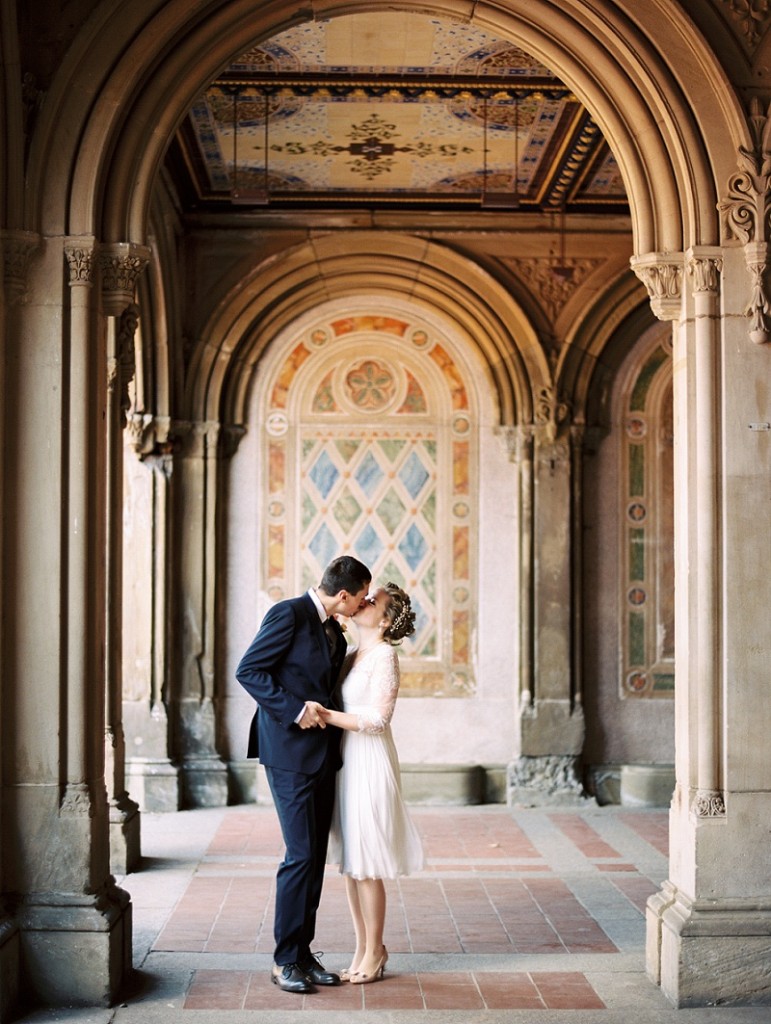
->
<box><xmin>2</xmin><ymin>1</ymin><xmax>771</xmax><ymax>1015</ymax></box>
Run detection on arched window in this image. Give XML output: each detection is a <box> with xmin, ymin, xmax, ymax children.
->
<box><xmin>257</xmin><ymin>306</ymin><xmax>478</xmax><ymax>696</ymax></box>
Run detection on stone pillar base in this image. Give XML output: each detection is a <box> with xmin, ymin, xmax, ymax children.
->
<box><xmin>109</xmin><ymin>793</ymin><xmax>141</xmax><ymax>875</ymax></box>
<box><xmin>648</xmin><ymin>883</ymin><xmax>771</xmax><ymax>1007</ymax></box>
<box><xmin>0</xmin><ymin>914</ymin><xmax>20</xmax><ymax>1021</ymax></box>
<box><xmin>620</xmin><ymin>763</ymin><xmax>675</xmax><ymax>807</ymax></box>
<box><xmin>18</xmin><ymin>887</ymin><xmax>132</xmax><ymax>1007</ymax></box>
<box><xmin>180</xmin><ymin>757</ymin><xmax>229</xmax><ymax>808</ymax></box>
<box><xmin>507</xmin><ymin>754</ymin><xmax>588</xmax><ymax>807</ymax></box>
<box><xmin>126</xmin><ymin>758</ymin><xmax>180</xmax><ymax>813</ymax></box>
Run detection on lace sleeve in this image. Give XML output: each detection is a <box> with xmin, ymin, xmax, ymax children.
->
<box><xmin>356</xmin><ymin>645</ymin><xmax>400</xmax><ymax>734</ymax></box>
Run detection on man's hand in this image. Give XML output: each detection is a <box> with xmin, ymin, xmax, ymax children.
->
<box><xmin>298</xmin><ymin>701</ymin><xmax>327</xmax><ymax>729</ymax></box>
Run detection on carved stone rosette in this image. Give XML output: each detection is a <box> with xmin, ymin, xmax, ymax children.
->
<box><xmin>2</xmin><ymin>229</ymin><xmax>41</xmax><ymax>303</ymax></box>
<box><xmin>630</xmin><ymin>252</ymin><xmax>684</xmax><ymax>321</ymax></box>
<box><xmin>719</xmin><ymin>98</ymin><xmax>771</xmax><ymax>343</ymax></box>
<box><xmin>98</xmin><ymin>242</ymin><xmax>152</xmax><ymax>316</ymax></box>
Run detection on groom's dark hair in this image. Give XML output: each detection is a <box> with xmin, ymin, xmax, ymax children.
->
<box><xmin>319</xmin><ymin>555</ymin><xmax>371</xmax><ymax>595</ymax></box>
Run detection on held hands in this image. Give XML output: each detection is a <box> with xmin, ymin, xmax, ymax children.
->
<box><xmin>299</xmin><ymin>701</ymin><xmax>328</xmax><ymax>729</ymax></box>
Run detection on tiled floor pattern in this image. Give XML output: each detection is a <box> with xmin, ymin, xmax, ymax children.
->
<box><xmin>155</xmin><ymin>806</ymin><xmax>668</xmax><ymax>1012</ymax></box>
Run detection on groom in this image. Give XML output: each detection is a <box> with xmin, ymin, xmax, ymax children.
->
<box><xmin>236</xmin><ymin>555</ymin><xmax>371</xmax><ymax>993</ymax></box>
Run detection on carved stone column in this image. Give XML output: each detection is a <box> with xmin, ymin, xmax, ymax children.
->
<box><xmin>103</xmin><ymin>300</ymin><xmax>142</xmax><ymax>874</ymax></box>
<box><xmin>504</xmin><ymin>402</ymin><xmax>587</xmax><ymax>806</ymax></box>
<box><xmin>98</xmin><ymin>244</ymin><xmax>150</xmax><ymax>877</ymax></box>
<box><xmin>123</xmin><ymin>420</ymin><xmax>180</xmax><ymax>812</ymax></box>
<box><xmin>173</xmin><ymin>420</ymin><xmax>229</xmax><ymax>807</ymax></box>
<box><xmin>1</xmin><ymin>234</ymin><xmax>132</xmax><ymax>1007</ymax></box>
<box><xmin>635</xmin><ymin>232</ymin><xmax>771</xmax><ymax>1005</ymax></box>
<box><xmin>0</xmin><ymin>227</ymin><xmax>39</xmax><ymax>1020</ymax></box>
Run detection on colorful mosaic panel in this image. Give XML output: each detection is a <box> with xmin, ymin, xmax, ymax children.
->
<box><xmin>262</xmin><ymin>319</ymin><xmax>476</xmax><ymax>696</ymax></box>
<box><xmin>621</xmin><ymin>346</ymin><xmax>674</xmax><ymax>699</ymax></box>
<box><xmin>301</xmin><ymin>429</ymin><xmax>437</xmax><ymax>659</ymax></box>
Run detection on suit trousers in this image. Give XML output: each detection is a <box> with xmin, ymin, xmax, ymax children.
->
<box><xmin>265</xmin><ymin>752</ymin><xmax>337</xmax><ymax>965</ymax></box>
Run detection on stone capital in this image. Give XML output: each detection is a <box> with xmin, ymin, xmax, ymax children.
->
<box><xmin>2</xmin><ymin>229</ymin><xmax>41</xmax><ymax>304</ymax></box>
<box><xmin>686</xmin><ymin>247</ymin><xmax>724</xmax><ymax>295</ymax></box>
<box><xmin>630</xmin><ymin>252</ymin><xmax>684</xmax><ymax>321</ymax></box>
<box><xmin>693</xmin><ymin>789</ymin><xmax>726</xmax><ymax>818</ymax></box>
<box><xmin>496</xmin><ymin>423</ymin><xmax>533</xmax><ymax>463</ymax></box>
<box><xmin>64</xmin><ymin>236</ymin><xmax>97</xmax><ymax>287</ymax></box>
<box><xmin>534</xmin><ymin>384</ymin><xmax>571</xmax><ymax>444</ymax></box>
<box><xmin>98</xmin><ymin>241</ymin><xmax>152</xmax><ymax>316</ymax></box>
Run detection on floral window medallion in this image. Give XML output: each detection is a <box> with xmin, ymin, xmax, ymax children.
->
<box><xmin>345</xmin><ymin>359</ymin><xmax>396</xmax><ymax>410</ymax></box>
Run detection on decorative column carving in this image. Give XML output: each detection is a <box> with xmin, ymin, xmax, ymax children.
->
<box><xmin>1</xmin><ymin>229</ymin><xmax>40</xmax><ymax>304</ymax></box>
<box><xmin>687</xmin><ymin>248</ymin><xmax>726</xmax><ymax>818</ymax></box>
<box><xmin>98</xmin><ymin>242</ymin><xmax>151</xmax><ymax>317</ymax></box>
<box><xmin>719</xmin><ymin>98</ymin><xmax>771</xmax><ymax>344</ymax></box>
<box><xmin>630</xmin><ymin>252</ymin><xmax>684</xmax><ymax>321</ymax></box>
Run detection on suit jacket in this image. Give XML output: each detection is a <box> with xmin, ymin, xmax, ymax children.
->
<box><xmin>235</xmin><ymin>592</ymin><xmax>345</xmax><ymax>775</ymax></box>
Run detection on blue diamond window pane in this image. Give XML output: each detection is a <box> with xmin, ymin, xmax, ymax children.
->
<box><xmin>308</xmin><ymin>523</ymin><xmax>338</xmax><ymax>567</ymax></box>
<box><xmin>398</xmin><ymin>523</ymin><xmax>427</xmax><ymax>571</ymax></box>
<box><xmin>309</xmin><ymin>450</ymin><xmax>339</xmax><ymax>499</ymax></box>
<box><xmin>399</xmin><ymin>451</ymin><xmax>430</xmax><ymax>498</ymax></box>
<box><xmin>354</xmin><ymin>523</ymin><xmax>384</xmax><ymax>566</ymax></box>
<box><xmin>411</xmin><ymin>599</ymin><xmax>428</xmax><ymax>637</ymax></box>
<box><xmin>355</xmin><ymin>451</ymin><xmax>384</xmax><ymax>497</ymax></box>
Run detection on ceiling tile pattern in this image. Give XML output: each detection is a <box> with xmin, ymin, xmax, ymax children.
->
<box><xmin>176</xmin><ymin>14</ymin><xmax>627</xmax><ymax>210</ymax></box>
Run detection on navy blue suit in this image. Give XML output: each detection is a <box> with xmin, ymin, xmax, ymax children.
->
<box><xmin>236</xmin><ymin>592</ymin><xmax>345</xmax><ymax>965</ymax></box>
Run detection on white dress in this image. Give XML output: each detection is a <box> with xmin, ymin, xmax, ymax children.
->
<box><xmin>328</xmin><ymin>643</ymin><xmax>425</xmax><ymax>880</ymax></box>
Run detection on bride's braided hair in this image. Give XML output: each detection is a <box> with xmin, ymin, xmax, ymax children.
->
<box><xmin>381</xmin><ymin>581</ymin><xmax>416</xmax><ymax>645</ymax></box>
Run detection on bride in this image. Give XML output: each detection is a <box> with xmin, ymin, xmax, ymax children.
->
<box><xmin>320</xmin><ymin>582</ymin><xmax>424</xmax><ymax>984</ymax></box>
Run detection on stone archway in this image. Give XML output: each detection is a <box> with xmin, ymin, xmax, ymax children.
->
<box><xmin>3</xmin><ymin>0</ymin><xmax>769</xmax><ymax>1011</ymax></box>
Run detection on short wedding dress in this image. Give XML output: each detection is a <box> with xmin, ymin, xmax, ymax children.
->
<box><xmin>328</xmin><ymin>643</ymin><xmax>425</xmax><ymax>880</ymax></box>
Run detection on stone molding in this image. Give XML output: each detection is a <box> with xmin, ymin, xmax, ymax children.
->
<box><xmin>2</xmin><ymin>229</ymin><xmax>40</xmax><ymax>304</ymax></box>
<box><xmin>719</xmin><ymin>98</ymin><xmax>771</xmax><ymax>343</ymax></box>
<box><xmin>630</xmin><ymin>251</ymin><xmax>684</xmax><ymax>321</ymax></box>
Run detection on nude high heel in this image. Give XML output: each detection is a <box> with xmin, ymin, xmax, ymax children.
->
<box><xmin>350</xmin><ymin>947</ymin><xmax>388</xmax><ymax>984</ymax></box>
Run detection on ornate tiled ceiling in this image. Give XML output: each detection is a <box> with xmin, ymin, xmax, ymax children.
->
<box><xmin>173</xmin><ymin>13</ymin><xmax>627</xmax><ymax>211</ymax></box>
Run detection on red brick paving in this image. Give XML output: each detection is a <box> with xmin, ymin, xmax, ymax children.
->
<box><xmin>168</xmin><ymin>806</ymin><xmax>669</xmax><ymax>1011</ymax></box>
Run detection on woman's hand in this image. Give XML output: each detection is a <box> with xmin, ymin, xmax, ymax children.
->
<box><xmin>317</xmin><ymin>706</ymin><xmax>339</xmax><ymax>726</ymax></box>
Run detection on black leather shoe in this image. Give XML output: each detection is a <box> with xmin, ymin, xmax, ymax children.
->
<box><xmin>271</xmin><ymin>963</ymin><xmax>314</xmax><ymax>993</ymax></box>
<box><xmin>298</xmin><ymin>953</ymin><xmax>341</xmax><ymax>986</ymax></box>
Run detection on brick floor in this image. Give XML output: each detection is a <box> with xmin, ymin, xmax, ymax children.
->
<box><xmin>144</xmin><ymin>805</ymin><xmax>671</xmax><ymax>1011</ymax></box>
